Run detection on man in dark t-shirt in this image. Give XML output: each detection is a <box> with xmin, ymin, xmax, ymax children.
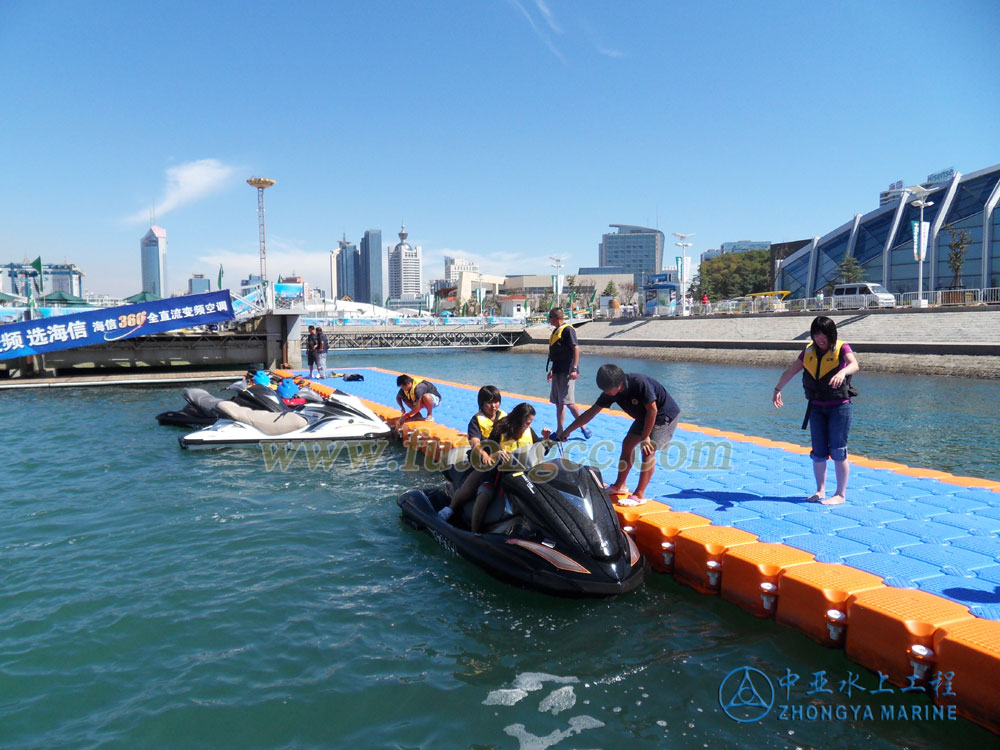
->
<box><xmin>305</xmin><ymin>325</ymin><xmax>317</xmax><ymax>378</ymax></box>
<box><xmin>558</xmin><ymin>364</ymin><xmax>680</xmax><ymax>505</ymax></box>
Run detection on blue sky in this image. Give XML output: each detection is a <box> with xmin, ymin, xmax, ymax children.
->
<box><xmin>1</xmin><ymin>0</ymin><xmax>997</xmax><ymax>296</ymax></box>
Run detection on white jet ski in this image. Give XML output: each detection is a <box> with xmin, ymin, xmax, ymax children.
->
<box><xmin>178</xmin><ymin>381</ymin><xmax>390</xmax><ymax>449</ymax></box>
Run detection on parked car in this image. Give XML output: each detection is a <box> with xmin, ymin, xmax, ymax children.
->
<box><xmin>831</xmin><ymin>283</ymin><xmax>895</xmax><ymax>309</ymax></box>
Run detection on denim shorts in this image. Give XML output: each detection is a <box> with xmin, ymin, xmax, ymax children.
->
<box><xmin>808</xmin><ymin>401</ymin><xmax>852</xmax><ymax>462</ymax></box>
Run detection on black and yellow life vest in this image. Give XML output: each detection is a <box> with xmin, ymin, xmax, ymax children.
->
<box><xmin>402</xmin><ymin>377</ymin><xmax>426</xmax><ymax>404</ymax></box>
<box><xmin>547</xmin><ymin>323</ymin><xmax>574</xmax><ymax>371</ymax></box>
<box><xmin>474</xmin><ymin>409</ymin><xmax>507</xmax><ymax>440</ymax></box>
<box><xmin>802</xmin><ymin>341</ymin><xmax>855</xmax><ymax>401</ymax></box>
<box><xmin>499</xmin><ymin>429</ymin><xmax>534</xmax><ymax>454</ymax></box>
<box><xmin>549</xmin><ymin>324</ymin><xmax>570</xmax><ymax>346</ymax></box>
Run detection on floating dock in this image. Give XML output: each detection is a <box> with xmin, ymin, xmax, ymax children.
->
<box><xmin>275</xmin><ymin>366</ymin><xmax>1000</xmax><ymax>735</ymax></box>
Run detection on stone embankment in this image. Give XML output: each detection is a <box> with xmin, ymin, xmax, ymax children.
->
<box><xmin>518</xmin><ymin>307</ymin><xmax>1000</xmax><ymax>378</ymax></box>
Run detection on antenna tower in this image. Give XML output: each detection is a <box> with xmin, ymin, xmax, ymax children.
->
<box><xmin>247</xmin><ymin>177</ymin><xmax>276</xmax><ymax>308</ymax></box>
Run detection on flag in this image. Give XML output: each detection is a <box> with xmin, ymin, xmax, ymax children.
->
<box><xmin>589</xmin><ymin>289</ymin><xmax>598</xmax><ymax>306</ymax></box>
<box><xmin>384</xmin><ymin>295</ymin><xmax>390</xmax><ymax>308</ymax></box>
<box><xmin>218</xmin><ymin>264</ymin><xmax>224</xmax><ymax>290</ymax></box>
<box><xmin>31</xmin><ymin>257</ymin><xmax>43</xmax><ymax>293</ymax></box>
<box><xmin>462</xmin><ymin>302</ymin><xmax>468</xmax><ymax>317</ymax></box>
<box><xmin>277</xmin><ymin>274</ymin><xmax>284</xmax><ymax>284</ymax></box>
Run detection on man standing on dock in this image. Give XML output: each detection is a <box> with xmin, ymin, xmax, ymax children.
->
<box><xmin>547</xmin><ymin>308</ymin><xmax>591</xmax><ymax>439</ymax></box>
<box><xmin>306</xmin><ymin>325</ymin><xmax>318</xmax><ymax>378</ymax></box>
<box><xmin>314</xmin><ymin>326</ymin><xmax>329</xmax><ymax>379</ymax></box>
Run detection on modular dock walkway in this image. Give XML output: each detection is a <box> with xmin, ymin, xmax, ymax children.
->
<box><xmin>275</xmin><ymin>366</ymin><xmax>1000</xmax><ymax>735</ymax></box>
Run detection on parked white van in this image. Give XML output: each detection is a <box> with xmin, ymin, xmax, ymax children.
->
<box><xmin>831</xmin><ymin>283</ymin><xmax>895</xmax><ymax>309</ymax></box>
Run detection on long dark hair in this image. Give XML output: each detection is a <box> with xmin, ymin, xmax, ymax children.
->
<box><xmin>493</xmin><ymin>402</ymin><xmax>535</xmax><ymax>442</ymax></box>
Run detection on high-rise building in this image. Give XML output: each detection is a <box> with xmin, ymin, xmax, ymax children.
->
<box><xmin>444</xmin><ymin>256</ymin><xmax>479</xmax><ymax>284</ymax></box>
<box><xmin>359</xmin><ymin>229</ymin><xmax>383</xmax><ymax>304</ymax></box>
<box><xmin>388</xmin><ymin>223</ymin><xmax>422</xmax><ymax>300</ymax></box>
<box><xmin>188</xmin><ymin>273</ymin><xmax>211</xmax><ymax>295</ymax></box>
<box><xmin>336</xmin><ymin>236</ymin><xmax>360</xmax><ymax>300</ymax></box>
<box><xmin>140</xmin><ymin>226</ymin><xmax>168</xmax><ymax>297</ymax></box>
<box><xmin>598</xmin><ymin>224</ymin><xmax>664</xmax><ymax>285</ymax></box>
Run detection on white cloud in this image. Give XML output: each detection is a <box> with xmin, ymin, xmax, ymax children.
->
<box><xmin>123</xmin><ymin>158</ymin><xmax>237</xmax><ymax>224</ymax></box>
<box><xmin>508</xmin><ymin>0</ymin><xmax>566</xmax><ymax>63</ymax></box>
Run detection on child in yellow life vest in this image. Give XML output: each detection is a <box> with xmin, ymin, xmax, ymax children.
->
<box><xmin>395</xmin><ymin>374</ymin><xmax>442</xmax><ymax>426</ymax></box>
<box><xmin>773</xmin><ymin>316</ymin><xmax>860</xmax><ymax>506</ymax></box>
<box><xmin>439</xmin><ymin>402</ymin><xmax>550</xmax><ymax>531</ymax></box>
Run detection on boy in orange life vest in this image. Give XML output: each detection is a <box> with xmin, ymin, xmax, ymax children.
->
<box><xmin>547</xmin><ymin>308</ymin><xmax>591</xmax><ymax>439</ymax></box>
<box><xmin>395</xmin><ymin>374</ymin><xmax>442</xmax><ymax>426</ymax></box>
<box><xmin>772</xmin><ymin>316</ymin><xmax>860</xmax><ymax>506</ymax></box>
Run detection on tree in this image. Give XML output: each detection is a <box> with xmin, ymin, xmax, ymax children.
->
<box><xmin>834</xmin><ymin>253</ymin><xmax>866</xmax><ymax>287</ymax></box>
<box><xmin>687</xmin><ymin>249</ymin><xmax>770</xmax><ymax>300</ymax></box>
<box><xmin>619</xmin><ymin>280</ymin><xmax>637</xmax><ymax>304</ymax></box>
<box><xmin>602</xmin><ymin>280</ymin><xmax>619</xmax><ymax>299</ymax></box>
<box><xmin>943</xmin><ymin>224</ymin><xmax>972</xmax><ymax>288</ymax></box>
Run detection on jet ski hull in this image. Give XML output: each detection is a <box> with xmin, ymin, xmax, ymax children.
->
<box><xmin>398</xmin><ymin>486</ymin><xmax>647</xmax><ymax>598</ymax></box>
<box><xmin>179</xmin><ymin>420</ymin><xmax>390</xmax><ymax>449</ymax></box>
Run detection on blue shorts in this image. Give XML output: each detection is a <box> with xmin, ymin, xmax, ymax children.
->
<box><xmin>809</xmin><ymin>402</ymin><xmax>852</xmax><ymax>462</ymax></box>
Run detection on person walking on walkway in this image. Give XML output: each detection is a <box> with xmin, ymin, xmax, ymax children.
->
<box><xmin>772</xmin><ymin>316</ymin><xmax>860</xmax><ymax>506</ymax></box>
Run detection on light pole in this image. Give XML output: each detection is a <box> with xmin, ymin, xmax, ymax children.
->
<box><xmin>329</xmin><ymin>246</ymin><xmax>340</xmax><ymax>314</ymax></box>
<box><xmin>672</xmin><ymin>232</ymin><xmax>694</xmax><ymax>316</ymax></box>
<box><xmin>907</xmin><ymin>186</ymin><xmax>934</xmax><ymax>308</ymax></box>
<box><xmin>549</xmin><ymin>255</ymin><xmax>565</xmax><ymax>310</ymax></box>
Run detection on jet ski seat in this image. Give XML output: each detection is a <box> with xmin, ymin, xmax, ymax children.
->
<box><xmin>216</xmin><ymin>401</ymin><xmax>309</xmax><ymax>435</ymax></box>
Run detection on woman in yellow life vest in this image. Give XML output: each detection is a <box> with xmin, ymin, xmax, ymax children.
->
<box><xmin>439</xmin><ymin>402</ymin><xmax>550</xmax><ymax>532</ymax></box>
<box><xmin>772</xmin><ymin>316</ymin><xmax>860</xmax><ymax>506</ymax></box>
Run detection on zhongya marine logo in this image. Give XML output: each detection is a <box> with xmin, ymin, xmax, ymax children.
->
<box><xmin>719</xmin><ymin>666</ymin><xmax>775</xmax><ymax>723</ymax></box>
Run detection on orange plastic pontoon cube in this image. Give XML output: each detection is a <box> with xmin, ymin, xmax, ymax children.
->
<box><xmin>933</xmin><ymin>617</ymin><xmax>1000</xmax><ymax>735</ymax></box>
<box><xmin>720</xmin><ymin>542</ymin><xmax>815</xmax><ymax>618</ymax></box>
<box><xmin>775</xmin><ymin>562</ymin><xmax>885</xmax><ymax>646</ymax></box>
<box><xmin>672</xmin><ymin>526</ymin><xmax>758</xmax><ymax>594</ymax></box>
<box><xmin>845</xmin><ymin>587</ymin><xmax>974</xmax><ymax>688</ymax></box>
<box><xmin>622</xmin><ymin>510</ymin><xmax>711</xmax><ymax>573</ymax></box>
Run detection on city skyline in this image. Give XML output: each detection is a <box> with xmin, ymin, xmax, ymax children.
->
<box><xmin>1</xmin><ymin>1</ymin><xmax>996</xmax><ymax>296</ymax></box>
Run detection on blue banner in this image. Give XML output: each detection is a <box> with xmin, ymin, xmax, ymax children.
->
<box><xmin>0</xmin><ymin>290</ymin><xmax>234</xmax><ymax>361</ymax></box>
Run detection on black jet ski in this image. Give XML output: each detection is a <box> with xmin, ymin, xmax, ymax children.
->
<box><xmin>397</xmin><ymin>457</ymin><xmax>647</xmax><ymax>598</ymax></box>
<box><xmin>156</xmin><ymin>378</ymin><xmax>323</xmax><ymax>427</ymax></box>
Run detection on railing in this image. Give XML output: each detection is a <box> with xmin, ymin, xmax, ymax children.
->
<box><xmin>673</xmin><ymin>285</ymin><xmax>1000</xmax><ymax>318</ymax></box>
<box><xmin>300</xmin><ymin>316</ymin><xmax>524</xmax><ymax>328</ymax></box>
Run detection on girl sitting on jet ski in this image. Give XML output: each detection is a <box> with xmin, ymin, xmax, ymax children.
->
<box><xmin>439</xmin><ymin>402</ymin><xmax>550</xmax><ymax>532</ymax></box>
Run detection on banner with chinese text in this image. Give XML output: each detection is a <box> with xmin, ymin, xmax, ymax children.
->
<box><xmin>0</xmin><ymin>290</ymin><xmax>234</xmax><ymax>361</ymax></box>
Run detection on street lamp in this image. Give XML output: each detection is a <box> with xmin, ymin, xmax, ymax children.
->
<box><xmin>907</xmin><ymin>186</ymin><xmax>934</xmax><ymax>308</ymax></box>
<box><xmin>329</xmin><ymin>246</ymin><xmax>340</xmax><ymax>314</ymax></box>
<box><xmin>672</xmin><ymin>232</ymin><xmax>694</xmax><ymax>316</ymax></box>
<box><xmin>549</xmin><ymin>255</ymin><xmax>565</xmax><ymax>310</ymax></box>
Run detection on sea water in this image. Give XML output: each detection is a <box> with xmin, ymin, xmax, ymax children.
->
<box><xmin>1</xmin><ymin>350</ymin><xmax>997</xmax><ymax>749</ymax></box>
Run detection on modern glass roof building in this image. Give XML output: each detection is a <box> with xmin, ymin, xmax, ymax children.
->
<box><xmin>776</xmin><ymin>164</ymin><xmax>1000</xmax><ymax>297</ymax></box>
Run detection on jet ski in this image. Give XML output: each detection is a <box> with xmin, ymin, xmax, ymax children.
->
<box><xmin>157</xmin><ymin>372</ymin><xmax>322</xmax><ymax>428</ymax></box>
<box><xmin>397</xmin><ymin>457</ymin><xmax>647</xmax><ymax>597</ymax></box>
<box><xmin>178</xmin><ymin>380</ymin><xmax>391</xmax><ymax>449</ymax></box>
